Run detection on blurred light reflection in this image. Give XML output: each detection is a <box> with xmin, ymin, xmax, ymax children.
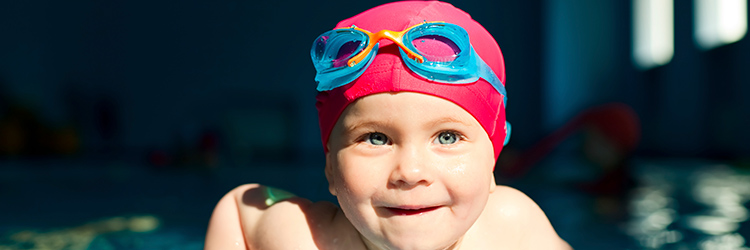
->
<box><xmin>0</xmin><ymin>215</ymin><xmax>160</xmax><ymax>250</ymax></box>
<box><xmin>626</xmin><ymin>172</ymin><xmax>681</xmax><ymax>248</ymax></box>
<box><xmin>627</xmin><ymin>163</ymin><xmax>750</xmax><ymax>249</ymax></box>
<box><xmin>687</xmin><ymin>215</ymin><xmax>741</xmax><ymax>235</ymax></box>
<box><xmin>688</xmin><ymin>166</ymin><xmax>750</xmax><ymax>249</ymax></box>
<box><xmin>695</xmin><ymin>0</ymin><xmax>748</xmax><ymax>50</ymax></box>
<box><xmin>633</xmin><ymin>0</ymin><xmax>674</xmax><ymax>69</ymax></box>
<box><xmin>698</xmin><ymin>233</ymin><xmax>749</xmax><ymax>250</ymax></box>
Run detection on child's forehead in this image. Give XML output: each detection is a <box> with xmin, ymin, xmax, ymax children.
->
<box><xmin>337</xmin><ymin>91</ymin><xmax>479</xmax><ymax>128</ymax></box>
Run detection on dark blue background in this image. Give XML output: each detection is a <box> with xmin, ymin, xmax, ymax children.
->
<box><xmin>2</xmin><ymin>1</ymin><xmax>747</xmax><ymax>161</ymax></box>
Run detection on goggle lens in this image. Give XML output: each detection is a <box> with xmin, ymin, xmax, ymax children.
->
<box><xmin>411</xmin><ymin>35</ymin><xmax>461</xmax><ymax>63</ymax></box>
<box><xmin>312</xmin><ymin>30</ymin><xmax>368</xmax><ymax>71</ymax></box>
<box><xmin>332</xmin><ymin>40</ymin><xmax>363</xmax><ymax>68</ymax></box>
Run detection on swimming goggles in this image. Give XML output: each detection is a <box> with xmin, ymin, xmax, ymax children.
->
<box><xmin>310</xmin><ymin>21</ymin><xmax>508</xmax><ymax>106</ymax></box>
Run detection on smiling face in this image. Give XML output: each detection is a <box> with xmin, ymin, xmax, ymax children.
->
<box><xmin>325</xmin><ymin>92</ymin><xmax>496</xmax><ymax>250</ymax></box>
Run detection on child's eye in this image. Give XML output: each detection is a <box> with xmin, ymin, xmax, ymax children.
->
<box><xmin>365</xmin><ymin>132</ymin><xmax>390</xmax><ymax>145</ymax></box>
<box><xmin>434</xmin><ymin>131</ymin><xmax>461</xmax><ymax>145</ymax></box>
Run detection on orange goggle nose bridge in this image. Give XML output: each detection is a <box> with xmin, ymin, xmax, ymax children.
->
<box><xmin>346</xmin><ymin>25</ymin><xmax>425</xmax><ymax>67</ymax></box>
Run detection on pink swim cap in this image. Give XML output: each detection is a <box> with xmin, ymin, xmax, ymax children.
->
<box><xmin>315</xmin><ymin>1</ymin><xmax>507</xmax><ymax>160</ymax></box>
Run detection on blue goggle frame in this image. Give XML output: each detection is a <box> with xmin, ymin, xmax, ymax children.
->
<box><xmin>311</xmin><ymin>22</ymin><xmax>507</xmax><ymax>106</ymax></box>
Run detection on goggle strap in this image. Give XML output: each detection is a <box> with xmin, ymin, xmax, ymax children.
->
<box><xmin>504</xmin><ymin>121</ymin><xmax>512</xmax><ymax>146</ymax></box>
<box><xmin>475</xmin><ymin>53</ymin><xmax>508</xmax><ymax>108</ymax></box>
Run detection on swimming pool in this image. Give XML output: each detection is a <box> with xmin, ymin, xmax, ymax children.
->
<box><xmin>0</xmin><ymin>157</ymin><xmax>747</xmax><ymax>249</ymax></box>
<box><xmin>528</xmin><ymin>157</ymin><xmax>750</xmax><ymax>249</ymax></box>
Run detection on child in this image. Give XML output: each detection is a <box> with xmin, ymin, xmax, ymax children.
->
<box><xmin>205</xmin><ymin>1</ymin><xmax>571</xmax><ymax>249</ymax></box>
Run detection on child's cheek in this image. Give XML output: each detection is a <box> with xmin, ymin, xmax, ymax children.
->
<box><xmin>446</xmin><ymin>161</ymin><xmax>467</xmax><ymax>174</ymax></box>
<box><xmin>435</xmin><ymin>151</ymin><xmax>473</xmax><ymax>174</ymax></box>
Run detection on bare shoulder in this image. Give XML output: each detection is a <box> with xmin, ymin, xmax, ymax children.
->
<box><xmin>205</xmin><ymin>184</ymin><xmax>362</xmax><ymax>250</ymax></box>
<box><xmin>485</xmin><ymin>185</ymin><xmax>542</xmax><ymax>219</ymax></box>
<box><xmin>479</xmin><ymin>185</ymin><xmax>573</xmax><ymax>249</ymax></box>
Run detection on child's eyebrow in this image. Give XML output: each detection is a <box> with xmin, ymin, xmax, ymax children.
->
<box><xmin>344</xmin><ymin>120</ymin><xmax>387</xmax><ymax>133</ymax></box>
<box><xmin>426</xmin><ymin>117</ymin><xmax>473</xmax><ymax>128</ymax></box>
<box><xmin>342</xmin><ymin>117</ymin><xmax>473</xmax><ymax>133</ymax></box>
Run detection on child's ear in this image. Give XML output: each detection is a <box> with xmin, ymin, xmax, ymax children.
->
<box><xmin>325</xmin><ymin>152</ymin><xmax>337</xmax><ymax>196</ymax></box>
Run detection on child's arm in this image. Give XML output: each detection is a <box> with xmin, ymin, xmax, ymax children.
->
<box><xmin>205</xmin><ymin>184</ymin><xmax>252</xmax><ymax>249</ymax></box>
<box><xmin>205</xmin><ymin>184</ymin><xmax>336</xmax><ymax>250</ymax></box>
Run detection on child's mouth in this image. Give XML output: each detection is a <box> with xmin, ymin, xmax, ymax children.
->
<box><xmin>385</xmin><ymin>206</ymin><xmax>441</xmax><ymax>216</ymax></box>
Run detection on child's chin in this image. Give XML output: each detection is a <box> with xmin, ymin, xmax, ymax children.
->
<box><xmin>388</xmin><ymin>242</ymin><xmax>459</xmax><ymax>250</ymax></box>
<box><xmin>380</xmin><ymin>233</ymin><xmax>461</xmax><ymax>250</ymax></box>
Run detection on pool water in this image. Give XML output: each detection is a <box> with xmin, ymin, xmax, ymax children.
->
<box><xmin>0</xmin><ymin>158</ymin><xmax>747</xmax><ymax>249</ymax></box>
<box><xmin>622</xmin><ymin>159</ymin><xmax>750</xmax><ymax>249</ymax></box>
<box><xmin>524</xmin><ymin>157</ymin><xmax>750</xmax><ymax>250</ymax></box>
<box><xmin>0</xmin><ymin>159</ymin><xmax>331</xmax><ymax>250</ymax></box>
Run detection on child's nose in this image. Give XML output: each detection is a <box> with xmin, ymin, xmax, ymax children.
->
<box><xmin>388</xmin><ymin>144</ymin><xmax>434</xmax><ymax>188</ymax></box>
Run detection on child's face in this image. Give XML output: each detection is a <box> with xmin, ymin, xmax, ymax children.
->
<box><xmin>326</xmin><ymin>92</ymin><xmax>496</xmax><ymax>250</ymax></box>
